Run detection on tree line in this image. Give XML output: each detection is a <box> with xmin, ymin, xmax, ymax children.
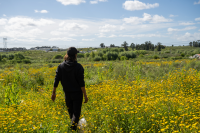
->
<box><xmin>100</xmin><ymin>41</ymin><xmax>166</xmax><ymax>51</ymax></box>
<box><xmin>189</xmin><ymin>41</ymin><xmax>200</xmax><ymax>47</ymax></box>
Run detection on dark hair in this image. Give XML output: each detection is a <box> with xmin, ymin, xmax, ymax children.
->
<box><xmin>64</xmin><ymin>54</ymin><xmax>77</xmax><ymax>62</ymax></box>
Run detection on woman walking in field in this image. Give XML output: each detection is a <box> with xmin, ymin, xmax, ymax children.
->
<box><xmin>51</xmin><ymin>47</ymin><xmax>88</xmax><ymax>131</ymax></box>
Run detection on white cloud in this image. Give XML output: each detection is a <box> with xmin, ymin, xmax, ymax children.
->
<box><xmin>49</xmin><ymin>37</ymin><xmax>76</xmax><ymax>41</ymax></box>
<box><xmin>0</xmin><ymin>18</ymin><xmax>7</xmax><ymax>25</ymax></box>
<box><xmin>108</xmin><ymin>34</ymin><xmax>117</xmax><ymax>38</ymax></box>
<box><xmin>3</xmin><ymin>14</ymin><xmax>6</xmax><ymax>17</ymax></box>
<box><xmin>169</xmin><ymin>14</ymin><xmax>178</xmax><ymax>17</ymax></box>
<box><xmin>199</xmin><ymin>29</ymin><xmax>200</xmax><ymax>31</ymax></box>
<box><xmin>35</xmin><ymin>10</ymin><xmax>48</xmax><ymax>13</ymax></box>
<box><xmin>151</xmin><ymin>15</ymin><xmax>172</xmax><ymax>23</ymax></box>
<box><xmin>123</xmin><ymin>0</ymin><xmax>159</xmax><ymax>11</ymax></box>
<box><xmin>28</xmin><ymin>29</ymin><xmax>43</xmax><ymax>35</ymax></box>
<box><xmin>56</xmin><ymin>0</ymin><xmax>86</xmax><ymax>5</ymax></box>
<box><xmin>8</xmin><ymin>17</ymin><xmax>54</xmax><ymax>27</ymax></box>
<box><xmin>168</xmin><ymin>26</ymin><xmax>197</xmax><ymax>32</ymax></box>
<box><xmin>195</xmin><ymin>17</ymin><xmax>200</xmax><ymax>21</ymax></box>
<box><xmin>59</xmin><ymin>23</ymin><xmax>88</xmax><ymax>31</ymax></box>
<box><xmin>90</xmin><ymin>1</ymin><xmax>98</xmax><ymax>4</ymax></box>
<box><xmin>11</xmin><ymin>38</ymin><xmax>42</xmax><ymax>43</ymax></box>
<box><xmin>96</xmin><ymin>33</ymin><xmax>106</xmax><ymax>38</ymax></box>
<box><xmin>179</xmin><ymin>22</ymin><xmax>195</xmax><ymax>25</ymax></box>
<box><xmin>176</xmin><ymin>32</ymin><xmax>200</xmax><ymax>41</ymax></box>
<box><xmin>0</xmin><ymin>16</ymin><xmax>178</xmax><ymax>48</ymax></box>
<box><xmin>50</xmin><ymin>31</ymin><xmax>77</xmax><ymax>37</ymax></box>
<box><xmin>123</xmin><ymin>13</ymin><xmax>172</xmax><ymax>24</ymax></box>
<box><xmin>90</xmin><ymin>0</ymin><xmax>107</xmax><ymax>4</ymax></box>
<box><xmin>121</xmin><ymin>34</ymin><xmax>163</xmax><ymax>38</ymax></box>
<box><xmin>194</xmin><ymin>0</ymin><xmax>200</xmax><ymax>5</ymax></box>
<box><xmin>99</xmin><ymin>24</ymin><xmax>116</xmax><ymax>32</ymax></box>
<box><xmin>82</xmin><ymin>38</ymin><xmax>94</xmax><ymax>41</ymax></box>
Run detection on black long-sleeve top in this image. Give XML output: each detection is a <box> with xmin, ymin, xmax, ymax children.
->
<box><xmin>54</xmin><ymin>60</ymin><xmax>85</xmax><ymax>93</ymax></box>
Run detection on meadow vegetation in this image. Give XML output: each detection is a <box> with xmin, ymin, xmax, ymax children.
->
<box><xmin>0</xmin><ymin>46</ymin><xmax>200</xmax><ymax>132</ymax></box>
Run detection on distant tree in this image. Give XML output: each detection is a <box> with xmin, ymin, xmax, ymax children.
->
<box><xmin>110</xmin><ymin>44</ymin><xmax>115</xmax><ymax>47</ymax></box>
<box><xmin>189</xmin><ymin>42</ymin><xmax>192</xmax><ymax>47</ymax></box>
<box><xmin>157</xmin><ymin>42</ymin><xmax>162</xmax><ymax>51</ymax></box>
<box><xmin>121</xmin><ymin>41</ymin><xmax>129</xmax><ymax>51</ymax></box>
<box><xmin>0</xmin><ymin>55</ymin><xmax>1</xmax><ymax>61</ymax></box>
<box><xmin>151</xmin><ymin>44</ymin><xmax>155</xmax><ymax>51</ymax></box>
<box><xmin>130</xmin><ymin>43</ymin><xmax>135</xmax><ymax>50</ymax></box>
<box><xmin>100</xmin><ymin>43</ymin><xmax>105</xmax><ymax>48</ymax></box>
<box><xmin>172</xmin><ymin>45</ymin><xmax>174</xmax><ymax>47</ymax></box>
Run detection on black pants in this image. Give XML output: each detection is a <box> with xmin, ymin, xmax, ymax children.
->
<box><xmin>65</xmin><ymin>91</ymin><xmax>83</xmax><ymax>130</ymax></box>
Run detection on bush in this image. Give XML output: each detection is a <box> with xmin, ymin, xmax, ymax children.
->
<box><xmin>139</xmin><ymin>54</ymin><xmax>144</xmax><ymax>58</ymax></box>
<box><xmin>14</xmin><ymin>53</ymin><xmax>25</xmax><ymax>60</ymax></box>
<box><xmin>85</xmin><ymin>52</ymin><xmax>90</xmax><ymax>58</ymax></box>
<box><xmin>53</xmin><ymin>54</ymin><xmax>63</xmax><ymax>59</ymax></box>
<box><xmin>120</xmin><ymin>56</ymin><xmax>127</xmax><ymax>60</ymax></box>
<box><xmin>119</xmin><ymin>51</ymin><xmax>136</xmax><ymax>59</ymax></box>
<box><xmin>23</xmin><ymin>59</ymin><xmax>31</xmax><ymax>64</ymax></box>
<box><xmin>93</xmin><ymin>56</ymin><xmax>101</xmax><ymax>61</ymax></box>
<box><xmin>104</xmin><ymin>52</ymin><xmax>119</xmax><ymax>60</ymax></box>
<box><xmin>97</xmin><ymin>52</ymin><xmax>103</xmax><ymax>57</ymax></box>
<box><xmin>134</xmin><ymin>50</ymin><xmax>147</xmax><ymax>55</ymax></box>
<box><xmin>161</xmin><ymin>54</ymin><xmax>169</xmax><ymax>58</ymax></box>
<box><xmin>77</xmin><ymin>53</ymin><xmax>84</xmax><ymax>58</ymax></box>
<box><xmin>8</xmin><ymin>54</ymin><xmax>14</xmax><ymax>60</ymax></box>
<box><xmin>51</xmin><ymin>59</ymin><xmax>63</xmax><ymax>63</ymax></box>
<box><xmin>2</xmin><ymin>58</ymin><xmax>7</xmax><ymax>63</ymax></box>
<box><xmin>181</xmin><ymin>53</ymin><xmax>185</xmax><ymax>57</ymax></box>
<box><xmin>90</xmin><ymin>52</ymin><xmax>95</xmax><ymax>58</ymax></box>
<box><xmin>153</xmin><ymin>55</ymin><xmax>159</xmax><ymax>59</ymax></box>
<box><xmin>2</xmin><ymin>54</ymin><xmax>7</xmax><ymax>59</ymax></box>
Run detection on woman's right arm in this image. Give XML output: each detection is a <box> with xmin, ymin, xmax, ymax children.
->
<box><xmin>81</xmin><ymin>87</ymin><xmax>88</xmax><ymax>103</ymax></box>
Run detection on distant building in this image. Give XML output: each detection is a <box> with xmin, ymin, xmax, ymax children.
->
<box><xmin>29</xmin><ymin>46</ymin><xmax>66</xmax><ymax>52</ymax></box>
<box><xmin>0</xmin><ymin>47</ymin><xmax>26</xmax><ymax>52</ymax></box>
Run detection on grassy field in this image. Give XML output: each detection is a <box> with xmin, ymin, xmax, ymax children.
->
<box><xmin>0</xmin><ymin>47</ymin><xmax>200</xmax><ymax>132</ymax></box>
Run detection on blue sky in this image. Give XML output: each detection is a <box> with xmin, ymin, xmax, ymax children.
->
<box><xmin>0</xmin><ymin>0</ymin><xmax>200</xmax><ymax>48</ymax></box>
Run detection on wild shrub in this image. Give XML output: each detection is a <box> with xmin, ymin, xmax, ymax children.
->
<box><xmin>2</xmin><ymin>58</ymin><xmax>7</xmax><ymax>63</ymax></box>
<box><xmin>77</xmin><ymin>53</ymin><xmax>84</xmax><ymax>58</ymax></box>
<box><xmin>53</xmin><ymin>54</ymin><xmax>63</xmax><ymax>59</ymax></box>
<box><xmin>138</xmin><ymin>54</ymin><xmax>144</xmax><ymax>58</ymax></box>
<box><xmin>93</xmin><ymin>56</ymin><xmax>101</xmax><ymax>61</ymax></box>
<box><xmin>14</xmin><ymin>53</ymin><xmax>25</xmax><ymax>60</ymax></box>
<box><xmin>134</xmin><ymin>50</ymin><xmax>147</xmax><ymax>55</ymax></box>
<box><xmin>51</xmin><ymin>59</ymin><xmax>63</xmax><ymax>63</ymax></box>
<box><xmin>103</xmin><ymin>52</ymin><xmax>119</xmax><ymax>61</ymax></box>
<box><xmin>97</xmin><ymin>52</ymin><xmax>103</xmax><ymax>57</ymax></box>
<box><xmin>119</xmin><ymin>51</ymin><xmax>136</xmax><ymax>59</ymax></box>
<box><xmin>23</xmin><ymin>59</ymin><xmax>31</xmax><ymax>64</ymax></box>
<box><xmin>1</xmin><ymin>54</ymin><xmax>7</xmax><ymax>59</ymax></box>
<box><xmin>90</xmin><ymin>52</ymin><xmax>95</xmax><ymax>58</ymax></box>
<box><xmin>120</xmin><ymin>56</ymin><xmax>127</xmax><ymax>60</ymax></box>
<box><xmin>8</xmin><ymin>54</ymin><xmax>14</xmax><ymax>60</ymax></box>
<box><xmin>181</xmin><ymin>53</ymin><xmax>185</xmax><ymax>57</ymax></box>
<box><xmin>85</xmin><ymin>52</ymin><xmax>90</xmax><ymax>58</ymax></box>
<box><xmin>153</xmin><ymin>55</ymin><xmax>159</xmax><ymax>59</ymax></box>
